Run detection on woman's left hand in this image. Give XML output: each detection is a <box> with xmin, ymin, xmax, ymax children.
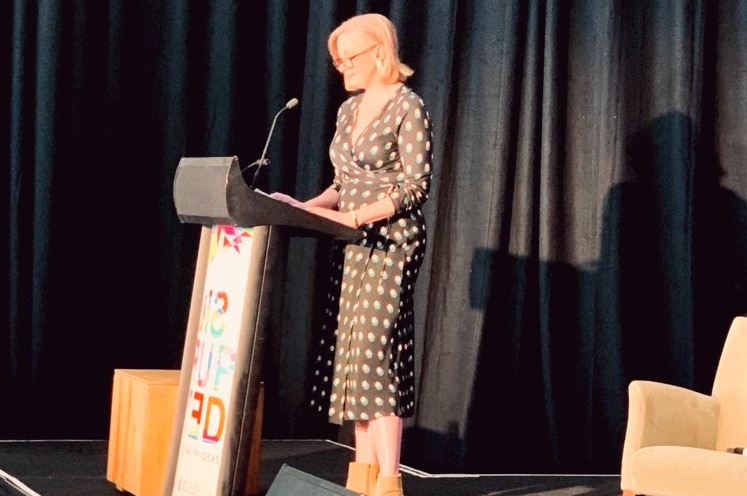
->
<box><xmin>305</xmin><ymin>206</ymin><xmax>356</xmax><ymax>227</ymax></box>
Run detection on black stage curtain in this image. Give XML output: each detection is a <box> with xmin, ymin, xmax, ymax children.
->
<box><xmin>3</xmin><ymin>0</ymin><xmax>747</xmax><ymax>475</ymax></box>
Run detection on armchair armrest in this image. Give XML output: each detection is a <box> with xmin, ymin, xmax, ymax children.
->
<box><xmin>620</xmin><ymin>380</ymin><xmax>720</xmax><ymax>488</ymax></box>
<box><xmin>624</xmin><ymin>380</ymin><xmax>721</xmax><ymax>449</ymax></box>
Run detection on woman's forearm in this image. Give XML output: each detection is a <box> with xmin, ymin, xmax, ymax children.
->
<box><xmin>302</xmin><ymin>187</ymin><xmax>340</xmax><ymax>209</ymax></box>
<box><xmin>351</xmin><ymin>197</ymin><xmax>396</xmax><ymax>227</ymax></box>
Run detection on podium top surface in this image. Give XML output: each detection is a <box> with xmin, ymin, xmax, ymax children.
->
<box><xmin>173</xmin><ymin>156</ymin><xmax>362</xmax><ymax>242</ymax></box>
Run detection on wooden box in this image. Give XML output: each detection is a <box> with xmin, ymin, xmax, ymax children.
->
<box><xmin>106</xmin><ymin>369</ymin><xmax>181</xmax><ymax>496</ymax></box>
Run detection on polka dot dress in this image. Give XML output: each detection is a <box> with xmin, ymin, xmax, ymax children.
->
<box><xmin>310</xmin><ymin>85</ymin><xmax>434</xmax><ymax>425</ymax></box>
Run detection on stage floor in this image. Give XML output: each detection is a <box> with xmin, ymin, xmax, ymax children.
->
<box><xmin>0</xmin><ymin>439</ymin><xmax>621</xmax><ymax>495</ymax></box>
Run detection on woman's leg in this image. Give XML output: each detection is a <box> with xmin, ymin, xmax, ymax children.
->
<box><xmin>369</xmin><ymin>416</ymin><xmax>402</xmax><ymax>476</ymax></box>
<box><xmin>345</xmin><ymin>420</ymin><xmax>380</xmax><ymax>495</ymax></box>
<box><xmin>354</xmin><ymin>420</ymin><xmax>377</xmax><ymax>463</ymax></box>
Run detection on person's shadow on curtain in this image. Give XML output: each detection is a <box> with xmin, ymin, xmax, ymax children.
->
<box><xmin>593</xmin><ymin>110</ymin><xmax>747</xmax><ymax>471</ymax></box>
<box><xmin>420</xmin><ymin>110</ymin><xmax>747</xmax><ymax>475</ymax></box>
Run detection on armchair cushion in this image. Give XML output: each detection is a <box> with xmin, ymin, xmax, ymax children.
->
<box><xmin>629</xmin><ymin>446</ymin><xmax>747</xmax><ymax>496</ymax></box>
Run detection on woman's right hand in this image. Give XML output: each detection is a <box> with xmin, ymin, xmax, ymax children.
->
<box><xmin>269</xmin><ymin>192</ymin><xmax>302</xmax><ymax>207</ymax></box>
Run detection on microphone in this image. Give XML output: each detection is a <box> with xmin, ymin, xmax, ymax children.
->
<box><xmin>248</xmin><ymin>97</ymin><xmax>300</xmax><ymax>189</ymax></box>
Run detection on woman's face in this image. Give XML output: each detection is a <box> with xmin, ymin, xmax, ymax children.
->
<box><xmin>333</xmin><ymin>32</ymin><xmax>380</xmax><ymax>91</ymax></box>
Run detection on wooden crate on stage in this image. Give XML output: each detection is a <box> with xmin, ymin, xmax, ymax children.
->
<box><xmin>105</xmin><ymin>368</ymin><xmax>264</xmax><ymax>496</ymax></box>
<box><xmin>106</xmin><ymin>369</ymin><xmax>180</xmax><ymax>496</ymax></box>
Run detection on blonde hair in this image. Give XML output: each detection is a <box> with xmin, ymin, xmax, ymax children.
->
<box><xmin>328</xmin><ymin>13</ymin><xmax>414</xmax><ymax>83</ymax></box>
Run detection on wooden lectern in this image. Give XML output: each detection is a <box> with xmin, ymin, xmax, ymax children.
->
<box><xmin>163</xmin><ymin>156</ymin><xmax>360</xmax><ymax>496</ymax></box>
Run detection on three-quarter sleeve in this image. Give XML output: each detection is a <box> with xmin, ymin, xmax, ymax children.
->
<box><xmin>388</xmin><ymin>94</ymin><xmax>433</xmax><ymax>213</ymax></box>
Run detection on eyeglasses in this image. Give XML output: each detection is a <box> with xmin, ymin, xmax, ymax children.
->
<box><xmin>332</xmin><ymin>45</ymin><xmax>378</xmax><ymax>71</ymax></box>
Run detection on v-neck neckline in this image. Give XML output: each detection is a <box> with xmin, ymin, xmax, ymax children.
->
<box><xmin>350</xmin><ymin>85</ymin><xmax>404</xmax><ymax>147</ymax></box>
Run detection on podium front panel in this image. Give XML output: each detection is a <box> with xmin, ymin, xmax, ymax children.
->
<box><xmin>168</xmin><ymin>225</ymin><xmax>273</xmax><ymax>496</ymax></box>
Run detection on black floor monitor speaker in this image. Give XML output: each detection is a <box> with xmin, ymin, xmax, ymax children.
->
<box><xmin>266</xmin><ymin>464</ymin><xmax>358</xmax><ymax>496</ymax></box>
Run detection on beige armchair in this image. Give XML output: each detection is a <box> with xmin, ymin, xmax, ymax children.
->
<box><xmin>620</xmin><ymin>316</ymin><xmax>747</xmax><ymax>496</ymax></box>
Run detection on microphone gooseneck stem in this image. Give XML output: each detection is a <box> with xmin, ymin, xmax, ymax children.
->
<box><xmin>250</xmin><ymin>98</ymin><xmax>299</xmax><ymax>189</ymax></box>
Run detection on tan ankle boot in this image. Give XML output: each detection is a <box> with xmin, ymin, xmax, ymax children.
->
<box><xmin>373</xmin><ymin>474</ymin><xmax>404</xmax><ymax>496</ymax></box>
<box><xmin>345</xmin><ymin>462</ymin><xmax>380</xmax><ymax>495</ymax></box>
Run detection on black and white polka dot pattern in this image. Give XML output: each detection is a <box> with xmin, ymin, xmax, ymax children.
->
<box><xmin>309</xmin><ymin>86</ymin><xmax>434</xmax><ymax>424</ymax></box>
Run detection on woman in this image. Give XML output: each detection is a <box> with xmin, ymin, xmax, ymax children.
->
<box><xmin>273</xmin><ymin>13</ymin><xmax>433</xmax><ymax>496</ymax></box>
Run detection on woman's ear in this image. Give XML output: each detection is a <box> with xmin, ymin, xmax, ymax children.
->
<box><xmin>374</xmin><ymin>45</ymin><xmax>385</xmax><ymax>61</ymax></box>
